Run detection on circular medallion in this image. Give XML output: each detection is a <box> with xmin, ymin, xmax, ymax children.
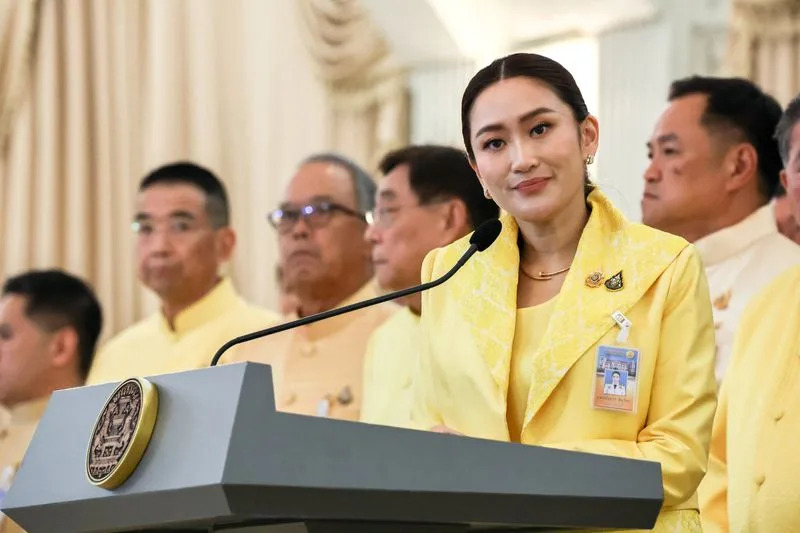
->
<box><xmin>86</xmin><ymin>377</ymin><xmax>158</xmax><ymax>489</ymax></box>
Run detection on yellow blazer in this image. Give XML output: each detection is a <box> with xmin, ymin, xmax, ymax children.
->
<box><xmin>700</xmin><ymin>265</ymin><xmax>800</xmax><ymax>533</ymax></box>
<box><xmin>413</xmin><ymin>190</ymin><xmax>717</xmax><ymax>524</ymax></box>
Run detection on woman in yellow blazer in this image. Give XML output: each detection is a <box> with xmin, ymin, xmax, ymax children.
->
<box><xmin>412</xmin><ymin>53</ymin><xmax>717</xmax><ymax>532</ymax></box>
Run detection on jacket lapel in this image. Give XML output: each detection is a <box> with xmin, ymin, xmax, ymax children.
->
<box><xmin>447</xmin><ymin>211</ymin><xmax>520</xmax><ymax>399</ymax></box>
<box><xmin>438</xmin><ymin>190</ymin><xmax>688</xmax><ymax>434</ymax></box>
<box><xmin>520</xmin><ymin>191</ymin><xmax>688</xmax><ymax>430</ymax></box>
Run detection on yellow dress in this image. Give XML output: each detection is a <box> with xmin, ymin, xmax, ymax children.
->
<box><xmin>699</xmin><ymin>265</ymin><xmax>800</xmax><ymax>532</ymax></box>
<box><xmin>412</xmin><ymin>189</ymin><xmax>716</xmax><ymax>531</ymax></box>
<box><xmin>508</xmin><ymin>300</ymin><xmax>556</xmax><ymax>442</ymax></box>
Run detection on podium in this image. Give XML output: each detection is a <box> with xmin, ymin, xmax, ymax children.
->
<box><xmin>2</xmin><ymin>363</ymin><xmax>663</xmax><ymax>532</ymax></box>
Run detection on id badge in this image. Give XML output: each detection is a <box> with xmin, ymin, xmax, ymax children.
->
<box><xmin>592</xmin><ymin>345</ymin><xmax>640</xmax><ymax>413</ymax></box>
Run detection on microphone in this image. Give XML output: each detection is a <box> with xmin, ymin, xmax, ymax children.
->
<box><xmin>209</xmin><ymin>218</ymin><xmax>502</xmax><ymax>366</ymax></box>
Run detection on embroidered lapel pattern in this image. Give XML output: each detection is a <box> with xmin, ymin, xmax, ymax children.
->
<box><xmin>425</xmin><ymin>190</ymin><xmax>689</xmax><ymax>434</ymax></box>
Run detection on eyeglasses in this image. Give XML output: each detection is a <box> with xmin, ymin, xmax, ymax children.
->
<box><xmin>267</xmin><ymin>202</ymin><xmax>366</xmax><ymax>233</ymax></box>
<box><xmin>365</xmin><ymin>206</ymin><xmax>404</xmax><ymax>228</ymax></box>
<box><xmin>131</xmin><ymin>217</ymin><xmax>203</xmax><ymax>237</ymax></box>
<box><xmin>366</xmin><ymin>201</ymin><xmax>448</xmax><ymax>229</ymax></box>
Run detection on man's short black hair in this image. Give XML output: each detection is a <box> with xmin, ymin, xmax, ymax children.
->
<box><xmin>669</xmin><ymin>76</ymin><xmax>783</xmax><ymax>199</ymax></box>
<box><xmin>612</xmin><ymin>371</ymin><xmax>621</xmax><ymax>378</ymax></box>
<box><xmin>3</xmin><ymin>270</ymin><xmax>103</xmax><ymax>378</ymax></box>
<box><xmin>139</xmin><ymin>162</ymin><xmax>230</xmax><ymax>228</ymax></box>
<box><xmin>774</xmin><ymin>93</ymin><xmax>800</xmax><ymax>166</ymax></box>
<box><xmin>378</xmin><ymin>145</ymin><xmax>499</xmax><ymax>229</ymax></box>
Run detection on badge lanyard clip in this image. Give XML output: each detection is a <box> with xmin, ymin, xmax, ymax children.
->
<box><xmin>611</xmin><ymin>311</ymin><xmax>632</xmax><ymax>344</ymax></box>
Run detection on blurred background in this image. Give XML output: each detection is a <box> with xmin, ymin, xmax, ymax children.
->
<box><xmin>0</xmin><ymin>0</ymin><xmax>797</xmax><ymax>339</ymax></box>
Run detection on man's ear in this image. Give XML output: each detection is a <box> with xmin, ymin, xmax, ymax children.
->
<box><xmin>216</xmin><ymin>227</ymin><xmax>237</xmax><ymax>262</ymax></box>
<box><xmin>50</xmin><ymin>327</ymin><xmax>79</xmax><ymax>370</ymax></box>
<box><xmin>723</xmin><ymin>143</ymin><xmax>758</xmax><ymax>194</ymax></box>
<box><xmin>438</xmin><ymin>199</ymin><xmax>469</xmax><ymax>246</ymax></box>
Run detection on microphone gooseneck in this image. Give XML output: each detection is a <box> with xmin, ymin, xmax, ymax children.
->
<box><xmin>209</xmin><ymin>218</ymin><xmax>503</xmax><ymax>366</ymax></box>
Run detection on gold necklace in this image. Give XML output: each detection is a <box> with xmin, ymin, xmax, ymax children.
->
<box><xmin>519</xmin><ymin>264</ymin><xmax>571</xmax><ymax>281</ymax></box>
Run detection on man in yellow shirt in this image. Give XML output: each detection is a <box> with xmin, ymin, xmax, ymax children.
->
<box><xmin>643</xmin><ymin>77</ymin><xmax>800</xmax><ymax>384</ymax></box>
<box><xmin>700</xmin><ymin>93</ymin><xmax>800</xmax><ymax>533</ymax></box>
<box><xmin>0</xmin><ymin>270</ymin><xmax>102</xmax><ymax>533</ymax></box>
<box><xmin>360</xmin><ymin>145</ymin><xmax>498</xmax><ymax>427</ymax></box>
<box><xmin>87</xmin><ymin>162</ymin><xmax>279</xmax><ymax>384</ymax></box>
<box><xmin>224</xmin><ymin>154</ymin><xmax>396</xmax><ymax>421</ymax></box>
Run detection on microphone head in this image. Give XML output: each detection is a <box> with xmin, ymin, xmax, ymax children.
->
<box><xmin>470</xmin><ymin>219</ymin><xmax>502</xmax><ymax>252</ymax></box>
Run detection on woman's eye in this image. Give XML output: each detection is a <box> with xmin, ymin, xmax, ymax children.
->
<box><xmin>531</xmin><ymin>123</ymin><xmax>550</xmax><ymax>136</ymax></box>
<box><xmin>484</xmin><ymin>139</ymin><xmax>505</xmax><ymax>151</ymax></box>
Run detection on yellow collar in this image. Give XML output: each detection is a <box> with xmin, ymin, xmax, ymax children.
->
<box><xmin>159</xmin><ymin>278</ymin><xmax>242</xmax><ymax>337</ymax></box>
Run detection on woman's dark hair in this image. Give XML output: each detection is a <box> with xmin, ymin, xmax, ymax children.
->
<box><xmin>461</xmin><ymin>53</ymin><xmax>590</xmax><ymax>161</ymax></box>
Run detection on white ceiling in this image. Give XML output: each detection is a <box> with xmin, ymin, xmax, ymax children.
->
<box><xmin>362</xmin><ymin>0</ymin><xmax>659</xmax><ymax>64</ymax></box>
<box><xmin>499</xmin><ymin>0</ymin><xmax>659</xmax><ymax>43</ymax></box>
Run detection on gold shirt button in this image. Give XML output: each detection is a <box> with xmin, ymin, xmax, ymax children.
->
<box><xmin>774</xmin><ymin>410</ymin><xmax>785</xmax><ymax>422</ymax></box>
<box><xmin>755</xmin><ymin>473</ymin><xmax>766</xmax><ymax>486</ymax></box>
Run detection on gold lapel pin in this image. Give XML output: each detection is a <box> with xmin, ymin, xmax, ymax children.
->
<box><xmin>605</xmin><ymin>271</ymin><xmax>624</xmax><ymax>292</ymax></box>
<box><xmin>585</xmin><ymin>271</ymin><xmax>604</xmax><ymax>288</ymax></box>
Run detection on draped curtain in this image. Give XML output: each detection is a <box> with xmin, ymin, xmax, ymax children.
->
<box><xmin>0</xmin><ymin>0</ymin><xmax>329</xmax><ymax>338</ymax></box>
<box><xmin>298</xmin><ymin>0</ymin><xmax>409</xmax><ymax>170</ymax></box>
<box><xmin>726</xmin><ymin>0</ymin><xmax>800</xmax><ymax>104</ymax></box>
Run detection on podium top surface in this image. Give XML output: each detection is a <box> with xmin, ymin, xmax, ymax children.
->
<box><xmin>3</xmin><ymin>363</ymin><xmax>664</xmax><ymax>532</ymax></box>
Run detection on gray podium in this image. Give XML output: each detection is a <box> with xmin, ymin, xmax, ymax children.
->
<box><xmin>2</xmin><ymin>363</ymin><xmax>663</xmax><ymax>532</ymax></box>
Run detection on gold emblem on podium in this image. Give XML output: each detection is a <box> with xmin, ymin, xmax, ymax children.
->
<box><xmin>86</xmin><ymin>377</ymin><xmax>158</xmax><ymax>489</ymax></box>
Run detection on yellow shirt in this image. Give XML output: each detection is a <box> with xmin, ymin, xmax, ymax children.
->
<box><xmin>695</xmin><ymin>204</ymin><xmax>800</xmax><ymax>383</ymax></box>
<box><xmin>224</xmin><ymin>282</ymin><xmax>397</xmax><ymax>421</ymax></box>
<box><xmin>507</xmin><ymin>299</ymin><xmax>556</xmax><ymax>442</ymax></box>
<box><xmin>699</xmin><ymin>265</ymin><xmax>800</xmax><ymax>533</ymax></box>
<box><xmin>0</xmin><ymin>397</ymin><xmax>50</xmax><ymax>533</ymax></box>
<box><xmin>87</xmin><ymin>278</ymin><xmax>279</xmax><ymax>384</ymax></box>
<box><xmin>360</xmin><ymin>307</ymin><xmax>420</xmax><ymax>428</ymax></box>
<box><xmin>413</xmin><ymin>190</ymin><xmax>717</xmax><ymax>532</ymax></box>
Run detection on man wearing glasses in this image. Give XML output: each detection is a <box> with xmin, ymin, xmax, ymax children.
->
<box><xmin>360</xmin><ymin>145</ymin><xmax>499</xmax><ymax>428</ymax></box>
<box><xmin>87</xmin><ymin>162</ymin><xmax>279</xmax><ymax>384</ymax></box>
<box><xmin>224</xmin><ymin>153</ymin><xmax>396</xmax><ymax>421</ymax></box>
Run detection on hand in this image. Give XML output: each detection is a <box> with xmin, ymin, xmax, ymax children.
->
<box><xmin>430</xmin><ymin>425</ymin><xmax>463</xmax><ymax>436</ymax></box>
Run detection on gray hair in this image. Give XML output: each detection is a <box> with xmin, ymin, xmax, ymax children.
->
<box><xmin>302</xmin><ymin>153</ymin><xmax>376</xmax><ymax>213</ymax></box>
<box><xmin>775</xmin><ymin>93</ymin><xmax>800</xmax><ymax>166</ymax></box>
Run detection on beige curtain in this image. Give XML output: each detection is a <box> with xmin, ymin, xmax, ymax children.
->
<box><xmin>726</xmin><ymin>0</ymin><xmax>800</xmax><ymax>105</ymax></box>
<box><xmin>298</xmin><ymin>0</ymin><xmax>409</xmax><ymax>170</ymax></box>
<box><xmin>0</xmin><ymin>0</ymin><xmax>39</xmax><ymax>156</ymax></box>
<box><xmin>0</xmin><ymin>0</ymin><xmax>329</xmax><ymax>339</ymax></box>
